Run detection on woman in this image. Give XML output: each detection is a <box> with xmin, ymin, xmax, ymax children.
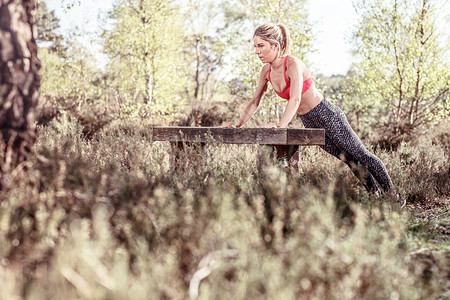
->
<box><xmin>224</xmin><ymin>23</ymin><xmax>404</xmax><ymax>203</ymax></box>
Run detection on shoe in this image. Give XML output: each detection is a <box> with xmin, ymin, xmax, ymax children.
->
<box><xmin>278</xmin><ymin>158</ymin><xmax>289</xmax><ymax>168</ymax></box>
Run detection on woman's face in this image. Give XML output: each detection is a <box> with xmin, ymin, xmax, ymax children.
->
<box><xmin>254</xmin><ymin>36</ymin><xmax>278</xmax><ymax>63</ymax></box>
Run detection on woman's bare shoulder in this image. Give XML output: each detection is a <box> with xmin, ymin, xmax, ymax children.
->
<box><xmin>261</xmin><ymin>63</ymin><xmax>270</xmax><ymax>73</ymax></box>
<box><xmin>259</xmin><ymin>63</ymin><xmax>271</xmax><ymax>79</ymax></box>
<box><xmin>286</xmin><ymin>55</ymin><xmax>305</xmax><ymax>68</ymax></box>
<box><xmin>286</xmin><ymin>55</ymin><xmax>310</xmax><ymax>78</ymax></box>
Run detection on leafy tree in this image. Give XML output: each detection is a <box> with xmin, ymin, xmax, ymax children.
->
<box><xmin>0</xmin><ymin>1</ymin><xmax>41</xmax><ymax>170</ymax></box>
<box><xmin>39</xmin><ymin>43</ymin><xmax>104</xmax><ymax>107</ymax></box>
<box><xmin>35</xmin><ymin>0</ymin><xmax>65</xmax><ymax>53</ymax></box>
<box><xmin>103</xmin><ymin>0</ymin><xmax>186</xmax><ymax>121</ymax></box>
<box><xmin>35</xmin><ymin>4</ymin><xmax>104</xmax><ymax>116</ymax></box>
<box><xmin>349</xmin><ymin>0</ymin><xmax>449</xmax><ymax>146</ymax></box>
<box><xmin>182</xmin><ymin>1</ymin><xmax>227</xmax><ymax>102</ymax></box>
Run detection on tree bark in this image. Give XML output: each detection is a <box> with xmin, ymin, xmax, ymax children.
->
<box><xmin>193</xmin><ymin>36</ymin><xmax>201</xmax><ymax>100</ymax></box>
<box><xmin>0</xmin><ymin>0</ymin><xmax>40</xmax><ymax>171</ymax></box>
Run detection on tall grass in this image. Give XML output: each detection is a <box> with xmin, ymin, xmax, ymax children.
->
<box><xmin>0</xmin><ymin>115</ymin><xmax>448</xmax><ymax>299</ymax></box>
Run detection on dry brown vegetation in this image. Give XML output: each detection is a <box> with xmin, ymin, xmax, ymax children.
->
<box><xmin>0</xmin><ymin>109</ymin><xmax>448</xmax><ymax>299</ymax></box>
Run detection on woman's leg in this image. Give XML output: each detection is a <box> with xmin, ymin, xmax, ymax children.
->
<box><xmin>323</xmin><ymin>110</ymin><xmax>393</xmax><ymax>192</ymax></box>
<box><xmin>320</xmin><ymin>141</ymin><xmax>380</xmax><ymax>193</ymax></box>
<box><xmin>300</xmin><ymin>99</ymin><xmax>394</xmax><ymax>193</ymax></box>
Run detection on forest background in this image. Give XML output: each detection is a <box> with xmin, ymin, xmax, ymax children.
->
<box><xmin>0</xmin><ymin>0</ymin><xmax>449</xmax><ymax>299</ymax></box>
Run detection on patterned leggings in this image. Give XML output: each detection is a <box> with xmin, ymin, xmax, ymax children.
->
<box><xmin>295</xmin><ymin>98</ymin><xmax>394</xmax><ymax>193</ymax></box>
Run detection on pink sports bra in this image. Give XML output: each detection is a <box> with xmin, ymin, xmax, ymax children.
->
<box><xmin>268</xmin><ymin>55</ymin><xmax>313</xmax><ymax>100</ymax></box>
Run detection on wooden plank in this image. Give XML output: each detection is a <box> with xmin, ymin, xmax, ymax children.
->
<box><xmin>152</xmin><ymin>127</ymin><xmax>325</xmax><ymax>145</ymax></box>
<box><xmin>152</xmin><ymin>127</ymin><xmax>286</xmax><ymax>144</ymax></box>
<box><xmin>287</xmin><ymin>128</ymin><xmax>325</xmax><ymax>145</ymax></box>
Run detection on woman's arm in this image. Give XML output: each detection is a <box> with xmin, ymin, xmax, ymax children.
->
<box><xmin>277</xmin><ymin>58</ymin><xmax>303</xmax><ymax>128</ymax></box>
<box><xmin>234</xmin><ymin>65</ymin><xmax>270</xmax><ymax>127</ymax></box>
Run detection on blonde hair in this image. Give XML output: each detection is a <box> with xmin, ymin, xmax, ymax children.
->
<box><xmin>253</xmin><ymin>23</ymin><xmax>291</xmax><ymax>56</ymax></box>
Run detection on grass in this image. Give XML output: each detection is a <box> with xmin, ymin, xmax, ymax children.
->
<box><xmin>0</xmin><ymin>114</ymin><xmax>448</xmax><ymax>299</ymax></box>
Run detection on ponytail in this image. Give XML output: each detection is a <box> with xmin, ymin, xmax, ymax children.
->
<box><xmin>277</xmin><ymin>23</ymin><xmax>291</xmax><ymax>56</ymax></box>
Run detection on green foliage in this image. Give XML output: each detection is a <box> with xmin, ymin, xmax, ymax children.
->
<box><xmin>103</xmin><ymin>0</ymin><xmax>187</xmax><ymax>121</ymax></box>
<box><xmin>0</xmin><ymin>117</ymin><xmax>448</xmax><ymax>299</ymax></box>
<box><xmin>38</xmin><ymin>45</ymin><xmax>105</xmax><ymax>106</ymax></box>
<box><xmin>35</xmin><ymin>0</ymin><xmax>65</xmax><ymax>53</ymax></box>
<box><xmin>182</xmin><ymin>0</ymin><xmax>228</xmax><ymax>102</ymax></box>
<box><xmin>349</xmin><ymin>0</ymin><xmax>449</xmax><ymax>145</ymax></box>
<box><xmin>35</xmin><ymin>1</ymin><xmax>112</xmax><ymax>132</ymax></box>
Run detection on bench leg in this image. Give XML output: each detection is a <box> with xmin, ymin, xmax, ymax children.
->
<box><xmin>170</xmin><ymin>142</ymin><xmax>184</xmax><ymax>171</ymax></box>
<box><xmin>274</xmin><ymin>145</ymin><xmax>288</xmax><ymax>160</ymax></box>
<box><xmin>289</xmin><ymin>149</ymin><xmax>300</xmax><ymax>173</ymax></box>
<box><xmin>272</xmin><ymin>145</ymin><xmax>300</xmax><ymax>172</ymax></box>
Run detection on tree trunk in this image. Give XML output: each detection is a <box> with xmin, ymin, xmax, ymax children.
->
<box><xmin>193</xmin><ymin>37</ymin><xmax>201</xmax><ymax>100</ymax></box>
<box><xmin>0</xmin><ymin>0</ymin><xmax>41</xmax><ymax>171</ymax></box>
<box><xmin>410</xmin><ymin>0</ymin><xmax>427</xmax><ymax>126</ymax></box>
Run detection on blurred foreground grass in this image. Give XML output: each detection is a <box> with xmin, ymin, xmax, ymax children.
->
<box><xmin>0</xmin><ymin>115</ymin><xmax>448</xmax><ymax>299</ymax></box>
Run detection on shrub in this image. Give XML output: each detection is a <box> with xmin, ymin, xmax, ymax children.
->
<box><xmin>0</xmin><ymin>116</ymin><xmax>447</xmax><ymax>299</ymax></box>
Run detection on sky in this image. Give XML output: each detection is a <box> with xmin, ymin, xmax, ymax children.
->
<box><xmin>306</xmin><ymin>0</ymin><xmax>358</xmax><ymax>75</ymax></box>
<box><xmin>45</xmin><ymin>0</ymin><xmax>360</xmax><ymax>76</ymax></box>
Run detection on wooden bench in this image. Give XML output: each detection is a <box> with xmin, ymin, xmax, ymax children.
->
<box><xmin>151</xmin><ymin>127</ymin><xmax>325</xmax><ymax>146</ymax></box>
<box><xmin>152</xmin><ymin>127</ymin><xmax>325</xmax><ymax>170</ymax></box>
